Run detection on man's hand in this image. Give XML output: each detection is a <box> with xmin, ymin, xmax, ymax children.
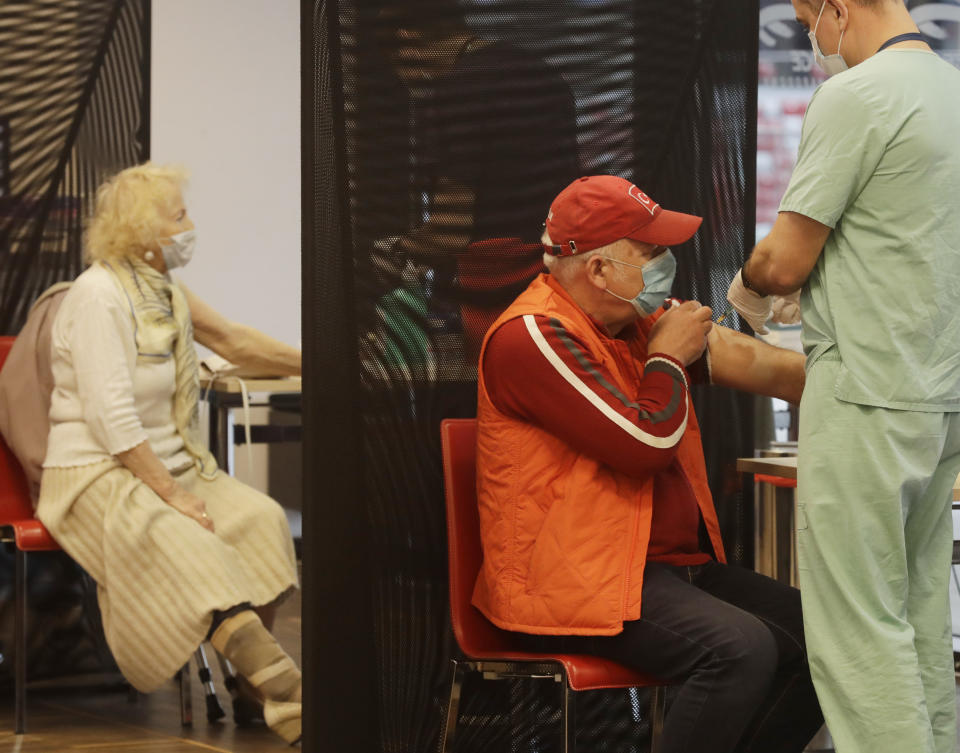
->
<box><xmin>165</xmin><ymin>486</ymin><xmax>215</xmax><ymax>533</ymax></box>
<box><xmin>770</xmin><ymin>290</ymin><xmax>801</xmax><ymax>326</ymax></box>
<box><xmin>648</xmin><ymin>301</ymin><xmax>713</xmax><ymax>366</ymax></box>
<box><xmin>726</xmin><ymin>270</ymin><xmax>772</xmax><ymax>334</ymax></box>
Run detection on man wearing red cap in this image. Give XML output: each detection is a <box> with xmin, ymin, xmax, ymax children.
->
<box><xmin>472</xmin><ymin>175</ymin><xmax>822</xmax><ymax>753</ymax></box>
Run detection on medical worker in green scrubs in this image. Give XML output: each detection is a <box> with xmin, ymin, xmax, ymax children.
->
<box><xmin>727</xmin><ymin>1</ymin><xmax>960</xmax><ymax>751</ymax></box>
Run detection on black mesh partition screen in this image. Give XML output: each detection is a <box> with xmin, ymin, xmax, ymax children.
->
<box><xmin>304</xmin><ymin>1</ymin><xmax>758</xmax><ymax>751</ymax></box>
<box><xmin>0</xmin><ymin>0</ymin><xmax>151</xmax><ymax>335</ymax></box>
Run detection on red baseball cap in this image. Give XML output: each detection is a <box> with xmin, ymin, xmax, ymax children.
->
<box><xmin>544</xmin><ymin>175</ymin><xmax>702</xmax><ymax>256</ymax></box>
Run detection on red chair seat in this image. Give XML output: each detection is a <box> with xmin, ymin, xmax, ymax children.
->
<box><xmin>754</xmin><ymin>473</ymin><xmax>797</xmax><ymax>489</ymax></box>
<box><xmin>9</xmin><ymin>519</ymin><xmax>60</xmax><ymax>552</ymax></box>
<box><xmin>451</xmin><ymin>601</ymin><xmax>664</xmax><ymax>691</ymax></box>
<box><xmin>553</xmin><ymin>654</ymin><xmax>662</xmax><ymax>692</ymax></box>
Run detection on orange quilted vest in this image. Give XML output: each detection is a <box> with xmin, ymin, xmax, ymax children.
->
<box><xmin>471</xmin><ymin>274</ymin><xmax>726</xmax><ymax>635</ymax></box>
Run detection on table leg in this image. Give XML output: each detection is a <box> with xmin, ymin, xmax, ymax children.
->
<box><xmin>774</xmin><ymin>484</ymin><xmax>796</xmax><ymax>587</ymax></box>
<box><xmin>754</xmin><ymin>479</ymin><xmax>778</xmax><ymax>579</ymax></box>
<box><xmin>208</xmin><ymin>393</ymin><xmax>232</xmax><ymax>474</ymax></box>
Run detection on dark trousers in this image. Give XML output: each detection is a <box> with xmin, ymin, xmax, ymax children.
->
<box><xmin>521</xmin><ymin>560</ymin><xmax>823</xmax><ymax>753</ymax></box>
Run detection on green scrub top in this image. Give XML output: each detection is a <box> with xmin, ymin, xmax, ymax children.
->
<box><xmin>779</xmin><ymin>49</ymin><xmax>960</xmax><ymax>411</ymax></box>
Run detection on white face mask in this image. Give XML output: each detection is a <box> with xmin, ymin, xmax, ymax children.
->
<box><xmin>809</xmin><ymin>1</ymin><xmax>848</xmax><ymax>77</ymax></box>
<box><xmin>603</xmin><ymin>250</ymin><xmax>677</xmax><ymax>317</ymax></box>
<box><xmin>160</xmin><ymin>229</ymin><xmax>196</xmax><ymax>270</ymax></box>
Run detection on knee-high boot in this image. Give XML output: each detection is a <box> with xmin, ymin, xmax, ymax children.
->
<box><xmin>210</xmin><ymin>610</ymin><xmax>301</xmax><ymax>744</ymax></box>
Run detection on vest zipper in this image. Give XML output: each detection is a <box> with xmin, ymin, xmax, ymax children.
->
<box><xmin>621</xmin><ymin>491</ymin><xmax>643</xmax><ymax>619</ymax></box>
<box><xmin>619</xmin><ymin>336</ymin><xmax>646</xmax><ymax>619</ymax></box>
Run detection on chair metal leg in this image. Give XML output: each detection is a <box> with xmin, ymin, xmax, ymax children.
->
<box><xmin>215</xmin><ymin>652</ymin><xmax>238</xmax><ymax>698</ymax></box>
<box><xmin>439</xmin><ymin>660</ymin><xmax>467</xmax><ymax>753</ymax></box>
<box><xmin>14</xmin><ymin>547</ymin><xmax>26</xmax><ymax>735</ymax></box>
<box><xmin>195</xmin><ymin>645</ymin><xmax>225</xmax><ymax>722</ymax></box>
<box><xmin>561</xmin><ymin>680</ymin><xmax>576</xmax><ymax>753</ymax></box>
<box><xmin>179</xmin><ymin>661</ymin><xmax>193</xmax><ymax>726</ymax></box>
<box><xmin>649</xmin><ymin>685</ymin><xmax>666</xmax><ymax>753</ymax></box>
<box><xmin>214</xmin><ymin>652</ymin><xmax>246</xmax><ymax>723</ymax></box>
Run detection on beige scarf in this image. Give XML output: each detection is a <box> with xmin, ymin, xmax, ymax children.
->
<box><xmin>103</xmin><ymin>258</ymin><xmax>218</xmax><ymax>478</ymax></box>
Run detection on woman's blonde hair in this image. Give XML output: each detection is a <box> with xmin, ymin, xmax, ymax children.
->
<box><xmin>85</xmin><ymin>162</ymin><xmax>189</xmax><ymax>263</ymax></box>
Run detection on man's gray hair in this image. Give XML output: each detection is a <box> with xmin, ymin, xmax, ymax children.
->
<box><xmin>542</xmin><ymin>230</ymin><xmax>633</xmax><ymax>284</ymax></box>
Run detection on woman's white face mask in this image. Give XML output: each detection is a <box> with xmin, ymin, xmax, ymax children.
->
<box><xmin>160</xmin><ymin>229</ymin><xmax>196</xmax><ymax>270</ymax></box>
<box><xmin>808</xmin><ymin>1</ymin><xmax>849</xmax><ymax>77</ymax></box>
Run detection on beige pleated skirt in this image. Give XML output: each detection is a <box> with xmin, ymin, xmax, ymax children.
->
<box><xmin>36</xmin><ymin>460</ymin><xmax>298</xmax><ymax>692</ymax></box>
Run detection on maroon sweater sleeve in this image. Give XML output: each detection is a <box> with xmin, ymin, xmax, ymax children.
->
<box><xmin>482</xmin><ymin>314</ymin><xmax>690</xmax><ymax>479</ymax></box>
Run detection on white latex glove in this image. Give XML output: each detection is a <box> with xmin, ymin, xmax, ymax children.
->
<box><xmin>770</xmin><ymin>290</ymin><xmax>801</xmax><ymax>326</ymax></box>
<box><xmin>726</xmin><ymin>270</ymin><xmax>772</xmax><ymax>335</ymax></box>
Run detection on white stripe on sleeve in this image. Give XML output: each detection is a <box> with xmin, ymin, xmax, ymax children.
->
<box><xmin>522</xmin><ymin>315</ymin><xmax>687</xmax><ymax>449</ymax></box>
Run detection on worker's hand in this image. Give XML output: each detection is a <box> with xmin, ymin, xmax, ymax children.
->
<box><xmin>648</xmin><ymin>300</ymin><xmax>713</xmax><ymax>366</ymax></box>
<box><xmin>770</xmin><ymin>289</ymin><xmax>801</xmax><ymax>326</ymax></box>
<box><xmin>726</xmin><ymin>270</ymin><xmax>772</xmax><ymax>335</ymax></box>
<box><xmin>165</xmin><ymin>486</ymin><xmax>215</xmax><ymax>532</ymax></box>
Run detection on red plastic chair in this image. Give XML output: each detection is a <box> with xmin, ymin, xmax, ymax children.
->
<box><xmin>440</xmin><ymin>418</ymin><xmax>667</xmax><ymax>753</ymax></box>
<box><xmin>0</xmin><ymin>335</ymin><xmax>61</xmax><ymax>734</ymax></box>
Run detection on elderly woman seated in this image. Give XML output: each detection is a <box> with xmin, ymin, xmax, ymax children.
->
<box><xmin>36</xmin><ymin>163</ymin><xmax>301</xmax><ymax>744</ymax></box>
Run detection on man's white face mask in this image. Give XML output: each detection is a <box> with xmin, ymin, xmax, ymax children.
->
<box><xmin>603</xmin><ymin>249</ymin><xmax>677</xmax><ymax>317</ymax></box>
<box><xmin>808</xmin><ymin>1</ymin><xmax>848</xmax><ymax>77</ymax></box>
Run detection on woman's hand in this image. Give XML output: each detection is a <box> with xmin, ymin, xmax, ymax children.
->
<box><xmin>116</xmin><ymin>441</ymin><xmax>216</xmax><ymax>532</ymax></box>
<box><xmin>165</xmin><ymin>486</ymin><xmax>215</xmax><ymax>532</ymax></box>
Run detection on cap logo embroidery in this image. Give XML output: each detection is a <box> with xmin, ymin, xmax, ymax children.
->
<box><xmin>628</xmin><ymin>185</ymin><xmax>658</xmax><ymax>216</ymax></box>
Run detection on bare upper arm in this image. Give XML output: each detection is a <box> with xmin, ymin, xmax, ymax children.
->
<box><xmin>178</xmin><ymin>282</ymin><xmax>236</xmax><ymax>353</ymax></box>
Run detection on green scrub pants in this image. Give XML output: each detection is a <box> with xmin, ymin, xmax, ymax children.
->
<box><xmin>798</xmin><ymin>356</ymin><xmax>960</xmax><ymax>753</ymax></box>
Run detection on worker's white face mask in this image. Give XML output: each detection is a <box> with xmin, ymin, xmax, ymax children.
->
<box><xmin>809</xmin><ymin>1</ymin><xmax>848</xmax><ymax>77</ymax></box>
<box><xmin>160</xmin><ymin>229</ymin><xmax>196</xmax><ymax>270</ymax></box>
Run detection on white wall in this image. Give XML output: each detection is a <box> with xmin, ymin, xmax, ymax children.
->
<box><xmin>151</xmin><ymin>0</ymin><xmax>300</xmax><ymax>352</ymax></box>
